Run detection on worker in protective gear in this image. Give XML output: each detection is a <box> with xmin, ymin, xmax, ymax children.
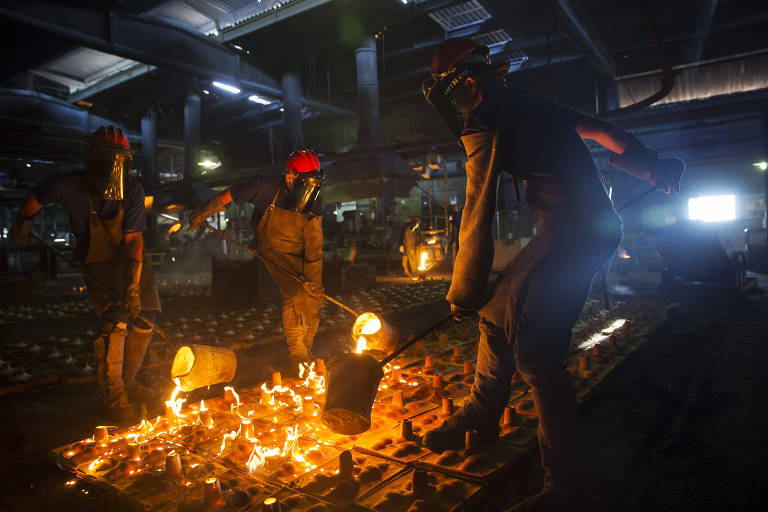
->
<box><xmin>10</xmin><ymin>126</ymin><xmax>161</xmax><ymax>423</ymax></box>
<box><xmin>399</xmin><ymin>216</ymin><xmax>422</xmax><ymax>279</ymax></box>
<box><xmin>421</xmin><ymin>38</ymin><xmax>684</xmax><ymax>511</ymax></box>
<box><xmin>188</xmin><ymin>149</ymin><xmax>325</xmax><ymax>374</ymax></box>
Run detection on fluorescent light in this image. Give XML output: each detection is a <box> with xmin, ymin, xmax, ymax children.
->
<box><xmin>753</xmin><ymin>161</ymin><xmax>767</xmax><ymax>171</ymax></box>
<box><xmin>688</xmin><ymin>195</ymin><xmax>736</xmax><ymax>222</ymax></box>
<box><xmin>198</xmin><ymin>159</ymin><xmax>221</xmax><ymax>170</ymax></box>
<box><xmin>54</xmin><ymin>238</ymin><xmax>65</xmax><ymax>242</ymax></box>
<box><xmin>232</xmin><ymin>44</ymin><xmax>243</xmax><ymax>51</ymax></box>
<box><xmin>202</xmin><ymin>89</ymin><xmax>210</xmax><ymax>95</ymax></box>
<box><xmin>212</xmin><ymin>81</ymin><xmax>241</xmax><ymax>94</ymax></box>
<box><xmin>248</xmin><ymin>94</ymin><xmax>273</xmax><ymax>105</ymax></box>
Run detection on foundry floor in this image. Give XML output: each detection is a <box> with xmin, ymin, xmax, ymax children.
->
<box><xmin>1</xmin><ymin>272</ymin><xmax>767</xmax><ymax>511</ymax></box>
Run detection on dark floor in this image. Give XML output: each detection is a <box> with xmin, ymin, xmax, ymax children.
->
<box><xmin>0</xmin><ymin>275</ymin><xmax>767</xmax><ymax>511</ymax></box>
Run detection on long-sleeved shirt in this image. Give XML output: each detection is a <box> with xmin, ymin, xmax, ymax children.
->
<box><xmin>447</xmin><ymin>82</ymin><xmax>619</xmax><ymax>310</ymax></box>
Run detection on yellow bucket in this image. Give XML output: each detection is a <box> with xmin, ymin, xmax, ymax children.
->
<box><xmin>171</xmin><ymin>344</ymin><xmax>237</xmax><ymax>392</ymax></box>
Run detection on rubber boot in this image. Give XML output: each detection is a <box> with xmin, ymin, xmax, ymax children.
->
<box><xmin>123</xmin><ymin>323</ymin><xmax>155</xmax><ymax>405</ymax></box>
<box><xmin>101</xmin><ymin>322</ymin><xmax>134</xmax><ymax>422</ymax></box>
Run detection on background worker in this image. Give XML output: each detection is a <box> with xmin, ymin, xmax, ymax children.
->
<box><xmin>399</xmin><ymin>215</ymin><xmax>422</xmax><ymax>279</ymax></box>
<box><xmin>188</xmin><ymin>149</ymin><xmax>325</xmax><ymax>374</ymax></box>
<box><xmin>421</xmin><ymin>38</ymin><xmax>684</xmax><ymax>511</ymax></box>
<box><xmin>10</xmin><ymin>126</ymin><xmax>161</xmax><ymax>422</ymax></box>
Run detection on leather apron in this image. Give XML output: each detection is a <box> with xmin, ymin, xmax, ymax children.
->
<box><xmin>255</xmin><ymin>186</ymin><xmax>322</xmax><ymax>298</ymax></box>
<box><xmin>81</xmin><ymin>197</ymin><xmax>161</xmax><ymax>314</ymax></box>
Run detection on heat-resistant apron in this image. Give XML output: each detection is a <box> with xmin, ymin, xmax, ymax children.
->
<box><xmin>255</xmin><ymin>186</ymin><xmax>323</xmax><ymax>358</ymax></box>
<box><xmin>81</xmin><ymin>197</ymin><xmax>161</xmax><ymax>315</ymax></box>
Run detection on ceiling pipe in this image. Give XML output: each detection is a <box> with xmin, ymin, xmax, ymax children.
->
<box><xmin>599</xmin><ymin>0</ymin><xmax>675</xmax><ymax>117</ymax></box>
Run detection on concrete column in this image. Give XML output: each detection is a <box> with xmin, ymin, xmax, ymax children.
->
<box><xmin>282</xmin><ymin>72</ymin><xmax>304</xmax><ymax>152</ymax></box>
<box><xmin>184</xmin><ymin>93</ymin><xmax>201</xmax><ymax>181</ymax></box>
<box><xmin>141</xmin><ymin>108</ymin><xmax>158</xmax><ymax>238</ymax></box>
<box><xmin>141</xmin><ymin>108</ymin><xmax>158</xmax><ymax>190</ymax></box>
<box><xmin>355</xmin><ymin>36</ymin><xmax>381</xmax><ymax>148</ymax></box>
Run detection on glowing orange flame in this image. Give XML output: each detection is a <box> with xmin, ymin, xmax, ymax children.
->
<box><xmin>355</xmin><ymin>336</ymin><xmax>367</xmax><ymax>354</ymax></box>
<box><xmin>417</xmin><ymin>251</ymin><xmax>429</xmax><ymax>271</ymax></box>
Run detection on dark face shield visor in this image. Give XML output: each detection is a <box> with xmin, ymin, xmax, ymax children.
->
<box><xmin>422</xmin><ymin>67</ymin><xmax>471</xmax><ymax>140</ymax></box>
<box><xmin>290</xmin><ymin>170</ymin><xmax>326</xmax><ymax>214</ymax></box>
<box><xmin>83</xmin><ymin>146</ymin><xmax>133</xmax><ymax>200</ymax></box>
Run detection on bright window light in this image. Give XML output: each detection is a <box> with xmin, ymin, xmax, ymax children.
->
<box><xmin>688</xmin><ymin>195</ymin><xmax>736</xmax><ymax>222</ymax></box>
<box><xmin>248</xmin><ymin>94</ymin><xmax>274</xmax><ymax>105</ymax></box>
<box><xmin>212</xmin><ymin>81</ymin><xmax>241</xmax><ymax>94</ymax></box>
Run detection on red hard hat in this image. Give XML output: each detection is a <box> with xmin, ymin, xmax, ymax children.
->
<box><xmin>90</xmin><ymin>125</ymin><xmax>130</xmax><ymax>149</ymax></box>
<box><xmin>286</xmin><ymin>149</ymin><xmax>321</xmax><ymax>173</ymax></box>
<box><xmin>430</xmin><ymin>37</ymin><xmax>489</xmax><ymax>74</ymax></box>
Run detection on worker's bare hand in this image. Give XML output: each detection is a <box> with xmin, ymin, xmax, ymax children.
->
<box><xmin>650</xmin><ymin>158</ymin><xmax>684</xmax><ymax>195</ymax></box>
<box><xmin>450</xmin><ymin>303</ymin><xmax>477</xmax><ymax>321</ymax></box>
<box><xmin>303</xmin><ymin>281</ymin><xmax>325</xmax><ymax>298</ymax></box>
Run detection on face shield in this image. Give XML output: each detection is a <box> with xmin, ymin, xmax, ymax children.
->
<box><xmin>422</xmin><ymin>67</ymin><xmax>472</xmax><ymax>139</ymax></box>
<box><xmin>82</xmin><ymin>145</ymin><xmax>133</xmax><ymax>200</ymax></box>
<box><xmin>289</xmin><ymin>170</ymin><xmax>326</xmax><ymax>214</ymax></box>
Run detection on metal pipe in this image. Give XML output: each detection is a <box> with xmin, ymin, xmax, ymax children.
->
<box><xmin>599</xmin><ymin>0</ymin><xmax>675</xmax><ymax>117</ymax></box>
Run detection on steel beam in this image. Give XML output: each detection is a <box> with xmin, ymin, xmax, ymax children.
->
<box><xmin>68</xmin><ymin>64</ymin><xmax>157</xmax><ymax>103</ymax></box>
<box><xmin>0</xmin><ymin>0</ymin><xmax>282</xmax><ymax>95</ymax></box>
<box><xmin>217</xmin><ymin>0</ymin><xmax>332</xmax><ymax>42</ymax></box>
<box><xmin>538</xmin><ymin>0</ymin><xmax>615</xmax><ymax>77</ymax></box>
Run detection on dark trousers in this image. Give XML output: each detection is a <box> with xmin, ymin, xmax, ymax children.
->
<box><xmin>471</xmin><ymin>215</ymin><xmax>621</xmax><ymax>490</ymax></box>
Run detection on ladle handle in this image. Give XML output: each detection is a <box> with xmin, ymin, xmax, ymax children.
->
<box><xmin>379</xmin><ymin>314</ymin><xmax>456</xmax><ymax>367</ymax></box>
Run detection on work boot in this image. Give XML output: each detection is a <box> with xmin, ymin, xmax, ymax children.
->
<box><xmin>423</xmin><ymin>403</ymin><xmax>499</xmax><ymax>453</ymax></box>
<box><xmin>285</xmin><ymin>355</ymin><xmax>308</xmax><ymax>379</ymax></box>
<box><xmin>123</xmin><ymin>324</ymin><xmax>154</xmax><ymax>405</ymax></box>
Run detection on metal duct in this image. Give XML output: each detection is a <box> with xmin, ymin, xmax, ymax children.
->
<box><xmin>322</xmin><ymin>37</ymin><xmax>415</xmax><ymax>204</ymax></box>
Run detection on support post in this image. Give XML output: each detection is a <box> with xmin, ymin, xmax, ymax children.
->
<box><xmin>184</xmin><ymin>94</ymin><xmax>201</xmax><ymax>182</ymax></box>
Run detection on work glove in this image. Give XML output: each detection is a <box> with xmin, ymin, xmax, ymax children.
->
<box><xmin>649</xmin><ymin>158</ymin><xmax>684</xmax><ymax>195</ymax></box>
<box><xmin>302</xmin><ymin>280</ymin><xmax>325</xmax><ymax>298</ymax></box>
<box><xmin>450</xmin><ymin>303</ymin><xmax>477</xmax><ymax>321</ymax></box>
<box><xmin>188</xmin><ymin>194</ymin><xmax>228</xmax><ymax>232</ymax></box>
<box><xmin>124</xmin><ymin>259</ymin><xmax>143</xmax><ymax>320</ymax></box>
<box><xmin>10</xmin><ymin>212</ymin><xmax>34</xmax><ymax>247</ymax></box>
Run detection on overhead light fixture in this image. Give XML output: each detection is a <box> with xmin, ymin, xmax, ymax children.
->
<box><xmin>202</xmin><ymin>89</ymin><xmax>210</xmax><ymax>95</ymax></box>
<box><xmin>26</xmin><ymin>163</ymin><xmax>31</xmax><ymax>168</ymax></box>
<box><xmin>232</xmin><ymin>44</ymin><xmax>244</xmax><ymax>51</ymax></box>
<box><xmin>198</xmin><ymin>159</ymin><xmax>222</xmax><ymax>170</ymax></box>
<box><xmin>688</xmin><ymin>195</ymin><xmax>736</xmax><ymax>222</ymax></box>
<box><xmin>212</xmin><ymin>81</ymin><xmax>241</xmax><ymax>94</ymax></box>
<box><xmin>248</xmin><ymin>94</ymin><xmax>273</xmax><ymax>105</ymax></box>
<box><xmin>753</xmin><ymin>161</ymin><xmax>767</xmax><ymax>171</ymax></box>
